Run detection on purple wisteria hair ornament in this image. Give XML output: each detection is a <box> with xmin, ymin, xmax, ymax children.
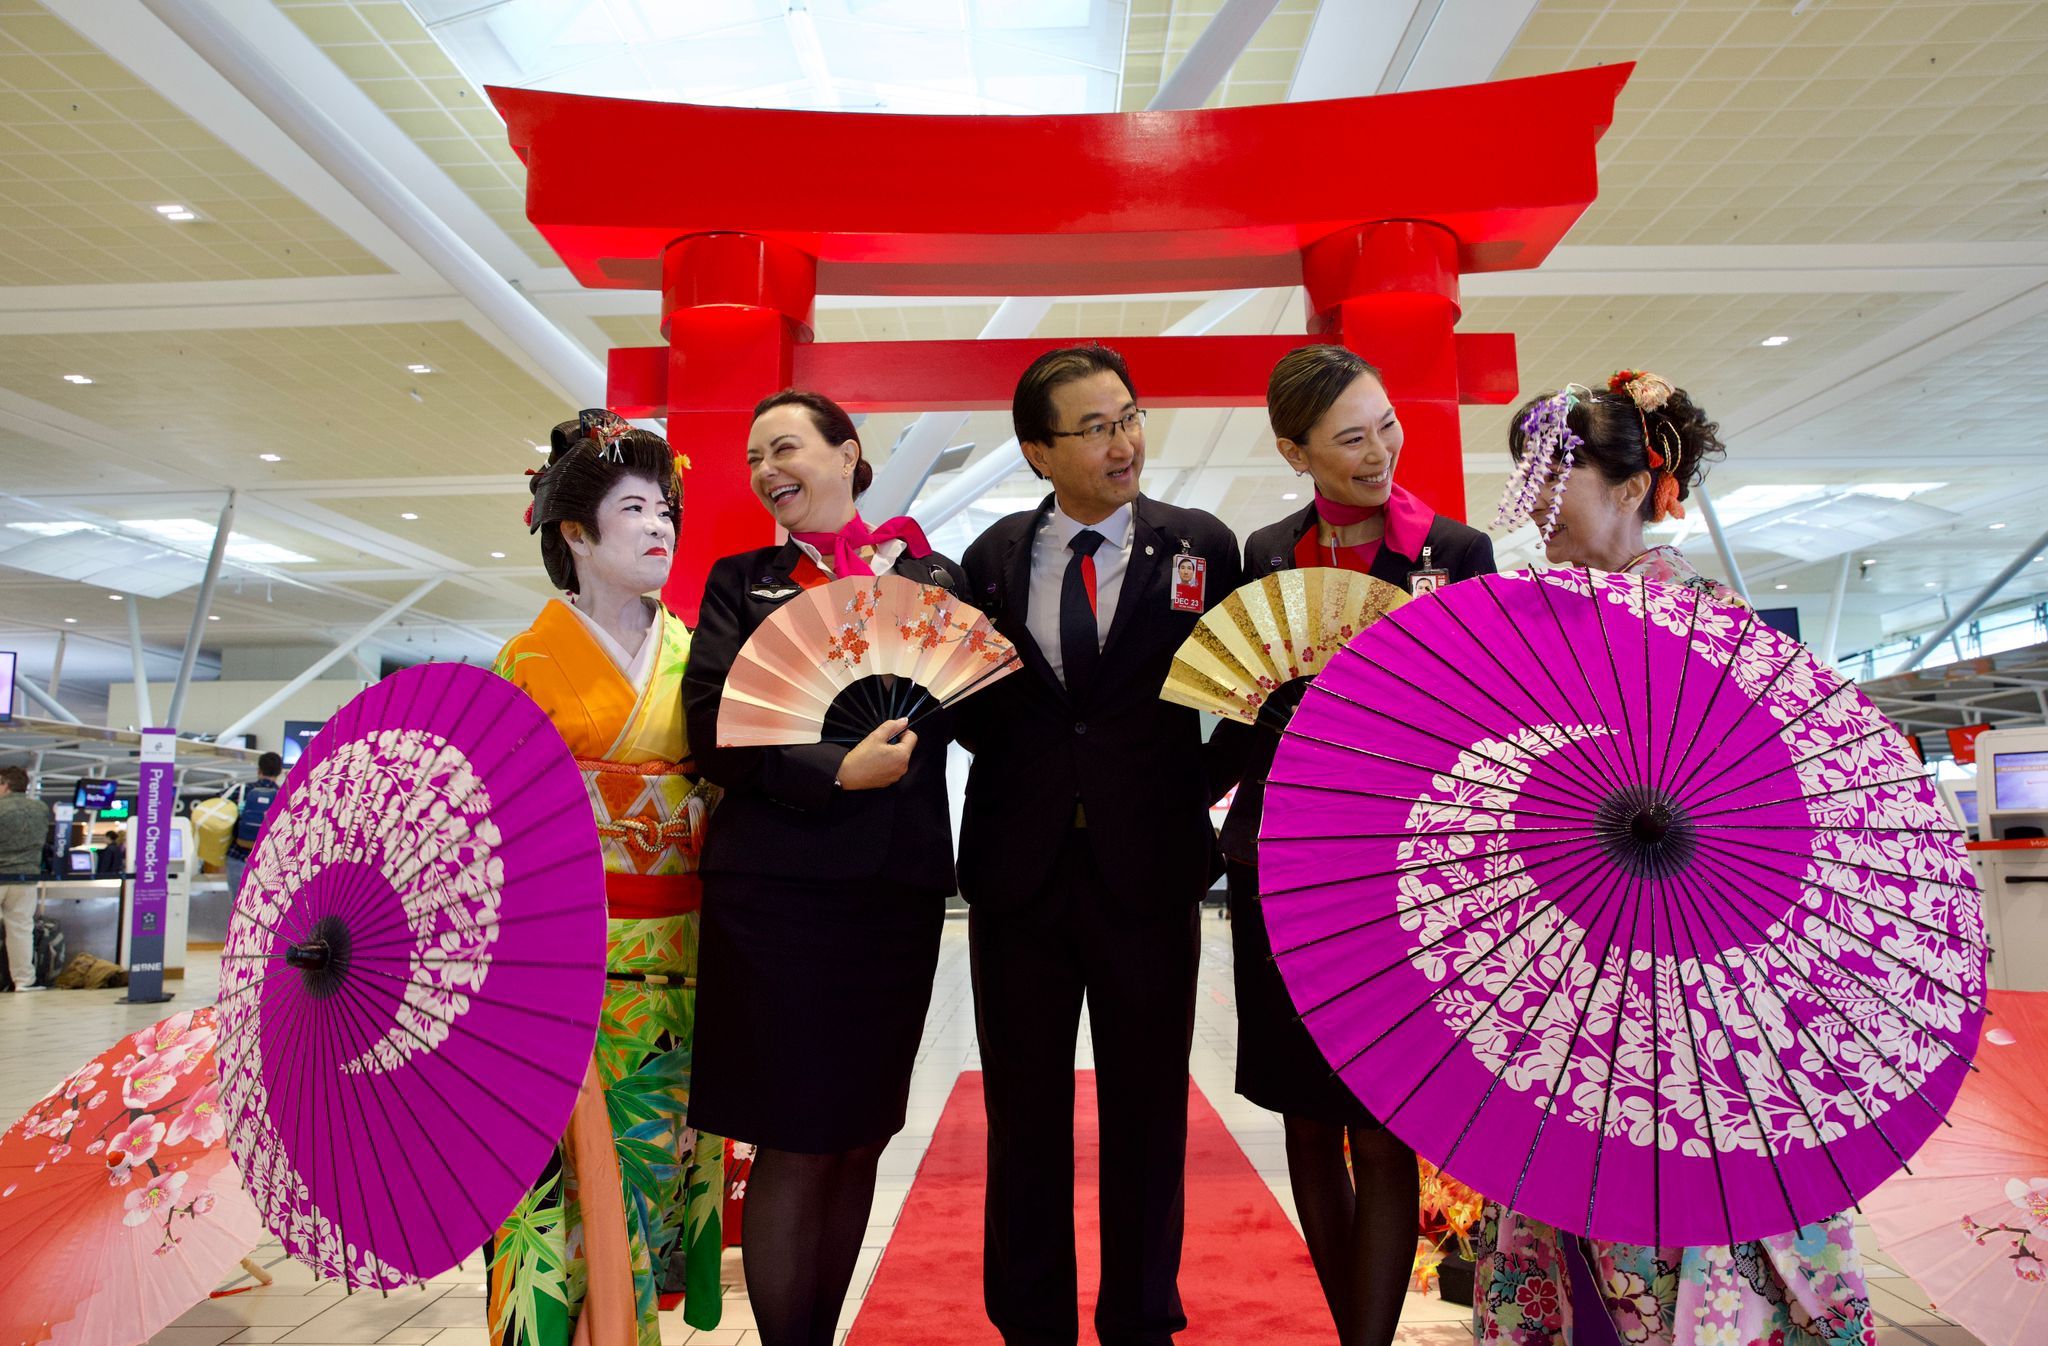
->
<box><xmin>1495</xmin><ymin>384</ymin><xmax>1588</xmax><ymax>542</ymax></box>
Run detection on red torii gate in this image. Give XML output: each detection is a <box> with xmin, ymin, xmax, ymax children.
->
<box><xmin>491</xmin><ymin>64</ymin><xmax>1631</xmax><ymax>621</ymax></box>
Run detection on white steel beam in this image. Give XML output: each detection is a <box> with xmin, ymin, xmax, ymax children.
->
<box><xmin>215</xmin><ymin>579</ymin><xmax>442</xmax><ymax>743</ymax></box>
<box><xmin>126</xmin><ymin>599</ymin><xmax>156</xmax><ymax>728</ymax></box>
<box><xmin>166</xmin><ymin>490</ymin><xmax>235</xmax><ymax>729</ymax></box>
<box><xmin>1900</xmin><ymin>521</ymin><xmax>2048</xmax><ymax>672</ymax></box>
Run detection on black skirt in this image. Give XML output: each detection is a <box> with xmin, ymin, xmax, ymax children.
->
<box><xmin>690</xmin><ymin>871</ymin><xmax>946</xmax><ymax>1154</ymax></box>
<box><xmin>1227</xmin><ymin>860</ymin><xmax>1381</xmax><ymax>1129</ymax></box>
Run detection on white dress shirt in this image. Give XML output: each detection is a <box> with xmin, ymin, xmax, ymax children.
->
<box><xmin>1026</xmin><ymin>500</ymin><xmax>1134</xmax><ymax>686</ymax></box>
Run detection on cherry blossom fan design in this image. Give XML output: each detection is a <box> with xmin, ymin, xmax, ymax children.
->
<box><xmin>1259</xmin><ymin>566</ymin><xmax>1987</xmax><ymax>1246</ymax></box>
<box><xmin>0</xmin><ymin>1008</ymin><xmax>263</xmax><ymax>1346</ymax></box>
<box><xmin>717</xmin><ymin>573</ymin><xmax>1019</xmax><ymax>747</ymax></box>
<box><xmin>215</xmin><ymin>662</ymin><xmax>608</xmax><ymax>1288</ymax></box>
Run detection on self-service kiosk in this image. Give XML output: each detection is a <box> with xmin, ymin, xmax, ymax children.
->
<box><xmin>121</xmin><ymin>815</ymin><xmax>195</xmax><ymax>980</ymax></box>
<box><xmin>1968</xmin><ymin>727</ymin><xmax>2048</xmax><ymax>990</ymax></box>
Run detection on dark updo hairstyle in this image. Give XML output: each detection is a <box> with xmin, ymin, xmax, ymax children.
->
<box><xmin>528</xmin><ymin>413</ymin><xmax>679</xmax><ymax>593</ymax></box>
<box><xmin>1267</xmin><ymin>344</ymin><xmax>1385</xmax><ymax>444</ymax></box>
<box><xmin>753</xmin><ymin>390</ymin><xmax>871</xmax><ymax>497</ymax></box>
<box><xmin>1507</xmin><ymin>381</ymin><xmax>1725</xmax><ymax>521</ymax></box>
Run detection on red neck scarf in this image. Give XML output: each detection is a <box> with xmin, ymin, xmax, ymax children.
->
<box><xmin>790</xmin><ymin>512</ymin><xmax>931</xmax><ymax>580</ymax></box>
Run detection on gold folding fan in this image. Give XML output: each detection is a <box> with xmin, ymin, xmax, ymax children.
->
<box><xmin>1160</xmin><ymin>567</ymin><xmax>1408</xmax><ymax>724</ymax></box>
<box><xmin>718</xmin><ymin>573</ymin><xmax>1021</xmax><ymax>747</ymax></box>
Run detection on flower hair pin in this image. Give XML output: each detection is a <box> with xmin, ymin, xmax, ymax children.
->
<box><xmin>1495</xmin><ymin>384</ymin><xmax>1586</xmax><ymax>543</ymax></box>
<box><xmin>576</xmin><ymin>407</ymin><xmax>632</xmax><ymax>464</ymax></box>
<box><xmin>1607</xmin><ymin>370</ymin><xmax>1687</xmax><ymax>521</ymax></box>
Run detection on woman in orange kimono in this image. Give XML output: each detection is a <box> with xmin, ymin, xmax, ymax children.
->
<box><xmin>487</xmin><ymin>411</ymin><xmax>724</xmax><ymax>1346</ymax></box>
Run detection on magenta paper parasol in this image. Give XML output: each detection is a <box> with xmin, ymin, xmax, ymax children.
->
<box><xmin>216</xmin><ymin>662</ymin><xmax>608</xmax><ymax>1289</ymax></box>
<box><xmin>1259</xmin><ymin>567</ymin><xmax>1987</xmax><ymax>1247</ymax></box>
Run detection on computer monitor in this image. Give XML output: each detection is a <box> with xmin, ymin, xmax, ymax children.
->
<box><xmin>1955</xmin><ymin>788</ymin><xmax>1979</xmax><ymax>826</ymax></box>
<box><xmin>0</xmin><ymin>650</ymin><xmax>15</xmax><ymax>723</ymax></box>
<box><xmin>168</xmin><ymin>829</ymin><xmax>184</xmax><ymax>861</ymax></box>
<box><xmin>1991</xmin><ymin>749</ymin><xmax>2048</xmax><ymax>811</ymax></box>
<box><xmin>281</xmin><ymin>719</ymin><xmax>326</xmax><ymax>767</ymax></box>
<box><xmin>74</xmin><ymin>779</ymin><xmax>117</xmax><ymax>810</ymax></box>
<box><xmin>66</xmin><ymin>850</ymin><xmax>94</xmax><ymax>875</ymax></box>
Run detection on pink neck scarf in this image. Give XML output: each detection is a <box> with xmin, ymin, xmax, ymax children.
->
<box><xmin>1312</xmin><ymin>489</ymin><xmax>1380</xmax><ymax>526</ymax></box>
<box><xmin>791</xmin><ymin>512</ymin><xmax>931</xmax><ymax>578</ymax></box>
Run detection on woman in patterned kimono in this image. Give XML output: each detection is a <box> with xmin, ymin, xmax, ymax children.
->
<box><xmin>1475</xmin><ymin>372</ymin><xmax>1875</xmax><ymax>1346</ymax></box>
<box><xmin>487</xmin><ymin>410</ymin><xmax>725</xmax><ymax>1346</ymax></box>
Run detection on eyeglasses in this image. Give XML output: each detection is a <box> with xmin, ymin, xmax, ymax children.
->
<box><xmin>1048</xmin><ymin>409</ymin><xmax>1146</xmax><ymax>446</ymax></box>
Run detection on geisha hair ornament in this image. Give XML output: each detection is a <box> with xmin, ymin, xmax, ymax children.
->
<box><xmin>1494</xmin><ymin>384</ymin><xmax>1587</xmax><ymax>542</ymax></box>
<box><xmin>1608</xmin><ymin>370</ymin><xmax>1687</xmax><ymax>522</ymax></box>
<box><xmin>524</xmin><ymin>408</ymin><xmax>637</xmax><ymax>530</ymax></box>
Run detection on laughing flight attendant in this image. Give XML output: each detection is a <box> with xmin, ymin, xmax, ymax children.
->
<box><xmin>683</xmin><ymin>390</ymin><xmax>966</xmax><ymax>1346</ymax></box>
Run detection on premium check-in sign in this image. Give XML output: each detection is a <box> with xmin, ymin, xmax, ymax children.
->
<box><xmin>124</xmin><ymin>727</ymin><xmax>177</xmax><ymax>1004</ymax></box>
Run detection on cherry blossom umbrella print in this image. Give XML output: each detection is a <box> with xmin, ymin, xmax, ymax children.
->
<box><xmin>1258</xmin><ymin>566</ymin><xmax>1987</xmax><ymax>1247</ymax></box>
<box><xmin>1867</xmin><ymin>990</ymin><xmax>2048</xmax><ymax>1346</ymax></box>
<box><xmin>214</xmin><ymin>662</ymin><xmax>609</xmax><ymax>1289</ymax></box>
<box><xmin>0</xmin><ymin>1007</ymin><xmax>264</xmax><ymax>1346</ymax></box>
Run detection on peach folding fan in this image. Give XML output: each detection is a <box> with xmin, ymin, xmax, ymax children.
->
<box><xmin>718</xmin><ymin>573</ymin><xmax>1020</xmax><ymax>747</ymax></box>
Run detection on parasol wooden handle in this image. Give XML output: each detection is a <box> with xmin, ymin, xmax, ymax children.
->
<box><xmin>567</xmin><ymin>1056</ymin><xmax>635</xmax><ymax>1345</ymax></box>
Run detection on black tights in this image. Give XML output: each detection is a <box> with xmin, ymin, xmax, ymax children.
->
<box><xmin>742</xmin><ymin>1140</ymin><xmax>888</xmax><ymax>1346</ymax></box>
<box><xmin>1284</xmin><ymin>1117</ymin><xmax>1421</xmax><ymax>1346</ymax></box>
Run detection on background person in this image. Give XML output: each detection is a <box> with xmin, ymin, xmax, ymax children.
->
<box><xmin>0</xmin><ymin>765</ymin><xmax>53</xmax><ymax>992</ymax></box>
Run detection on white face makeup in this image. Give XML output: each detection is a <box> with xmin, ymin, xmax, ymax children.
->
<box><xmin>566</xmin><ymin>473</ymin><xmax>676</xmax><ymax>596</ymax></box>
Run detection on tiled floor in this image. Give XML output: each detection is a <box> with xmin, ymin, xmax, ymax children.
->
<box><xmin>0</xmin><ymin>914</ymin><xmax>1986</xmax><ymax>1346</ymax></box>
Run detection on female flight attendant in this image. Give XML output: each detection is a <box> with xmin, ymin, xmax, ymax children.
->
<box><xmin>683</xmin><ymin>390</ymin><xmax>966</xmax><ymax>1346</ymax></box>
<box><xmin>1476</xmin><ymin>370</ymin><xmax>1875</xmax><ymax>1346</ymax></box>
<box><xmin>1223</xmin><ymin>345</ymin><xmax>1495</xmax><ymax>1346</ymax></box>
<box><xmin>488</xmin><ymin>411</ymin><xmax>725</xmax><ymax>1346</ymax></box>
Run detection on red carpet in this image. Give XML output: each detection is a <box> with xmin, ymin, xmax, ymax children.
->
<box><xmin>848</xmin><ymin>1071</ymin><xmax>1331</xmax><ymax>1344</ymax></box>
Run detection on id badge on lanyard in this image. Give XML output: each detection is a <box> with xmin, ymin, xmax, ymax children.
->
<box><xmin>1170</xmin><ymin>537</ymin><xmax>1206</xmax><ymax>613</ymax></box>
<box><xmin>1408</xmin><ymin>545</ymin><xmax>1449</xmax><ymax>598</ymax></box>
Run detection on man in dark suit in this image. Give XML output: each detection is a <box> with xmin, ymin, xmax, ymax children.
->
<box><xmin>956</xmin><ymin>345</ymin><xmax>1243</xmax><ymax>1346</ymax></box>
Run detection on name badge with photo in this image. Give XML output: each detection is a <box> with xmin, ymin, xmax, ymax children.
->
<box><xmin>1408</xmin><ymin>546</ymin><xmax>1448</xmax><ymax>598</ymax></box>
<box><xmin>1170</xmin><ymin>553</ymin><xmax>1207</xmax><ymax>612</ymax></box>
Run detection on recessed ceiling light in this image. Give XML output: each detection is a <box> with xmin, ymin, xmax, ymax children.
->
<box><xmin>62</xmin><ymin>617</ymin><xmax>77</xmax><ymax>624</ymax></box>
<box><xmin>108</xmin><ymin>593</ymin><xmax>123</xmax><ymax>601</ymax></box>
<box><xmin>1924</xmin><ymin>581</ymin><xmax>1937</xmax><ymax>588</ymax></box>
<box><xmin>165</xmin><ymin>211</ymin><xmax>196</xmax><ymax>221</ymax></box>
<box><xmin>1989</xmin><ymin>522</ymin><xmax>2006</xmax><ymax>529</ymax></box>
<box><xmin>532</xmin><ymin>442</ymin><xmax>550</xmax><ymax>453</ymax></box>
<box><xmin>1759</xmin><ymin>335</ymin><xmax>1791</xmax><ymax>347</ymax></box>
<box><xmin>1774</xmin><ymin>583</ymin><xmax>1788</xmax><ymax>590</ymax></box>
<box><xmin>405</xmin><ymin>363</ymin><xmax>435</xmax><ymax>375</ymax></box>
<box><xmin>207</xmin><ymin>614</ymin><xmax>220</xmax><ymax>621</ymax></box>
<box><xmin>154</xmin><ymin>204</ymin><xmax>184</xmax><ymax>214</ymax></box>
<box><xmin>258</xmin><ymin>453</ymin><xmax>282</xmax><ymax>463</ymax></box>
<box><xmin>1281</xmin><ymin>492</ymin><xmax>1300</xmax><ymax>501</ymax></box>
<box><xmin>62</xmin><ymin>374</ymin><xmax>93</xmax><ymax>384</ymax></box>
<box><xmin>489</xmin><ymin>550</ymin><xmax>506</xmax><ymax>559</ymax></box>
<box><xmin>400</xmin><ymin>512</ymin><xmax>419</xmax><ymax>520</ymax></box>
